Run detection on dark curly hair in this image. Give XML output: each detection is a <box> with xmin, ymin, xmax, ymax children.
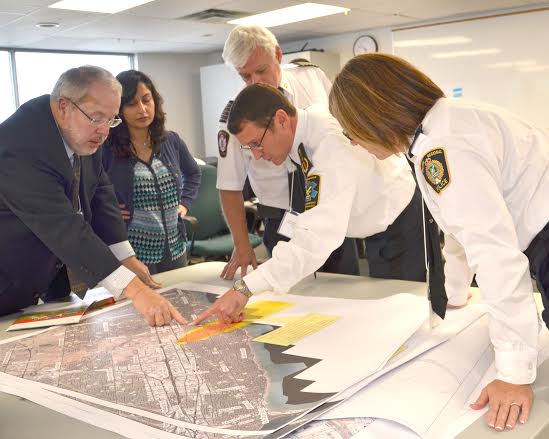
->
<box><xmin>106</xmin><ymin>70</ymin><xmax>167</xmax><ymax>158</ymax></box>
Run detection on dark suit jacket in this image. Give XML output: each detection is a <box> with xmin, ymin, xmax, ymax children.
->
<box><xmin>0</xmin><ymin>94</ymin><xmax>128</xmax><ymax>315</ymax></box>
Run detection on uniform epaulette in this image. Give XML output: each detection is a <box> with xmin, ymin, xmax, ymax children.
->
<box><xmin>219</xmin><ymin>100</ymin><xmax>234</xmax><ymax>124</ymax></box>
<box><xmin>290</xmin><ymin>59</ymin><xmax>319</xmax><ymax>68</ymax></box>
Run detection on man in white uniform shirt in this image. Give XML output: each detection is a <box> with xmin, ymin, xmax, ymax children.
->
<box><xmin>216</xmin><ymin>24</ymin><xmax>359</xmax><ymax>280</ymax></box>
<box><xmin>193</xmin><ymin>84</ymin><xmax>424</xmax><ymax>325</ymax></box>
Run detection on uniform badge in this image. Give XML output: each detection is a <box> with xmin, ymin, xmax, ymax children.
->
<box><xmin>219</xmin><ymin>100</ymin><xmax>233</xmax><ymax>124</ymax></box>
<box><xmin>218</xmin><ymin>130</ymin><xmax>229</xmax><ymax>158</ymax></box>
<box><xmin>290</xmin><ymin>59</ymin><xmax>319</xmax><ymax>68</ymax></box>
<box><xmin>305</xmin><ymin>174</ymin><xmax>321</xmax><ymax>210</ymax></box>
<box><xmin>421</xmin><ymin>148</ymin><xmax>451</xmax><ymax>194</ymax></box>
<box><xmin>298</xmin><ymin>143</ymin><xmax>311</xmax><ymax>176</ymax></box>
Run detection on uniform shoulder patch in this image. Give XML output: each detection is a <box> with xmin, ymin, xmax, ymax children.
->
<box><xmin>420</xmin><ymin>147</ymin><xmax>451</xmax><ymax>194</ymax></box>
<box><xmin>305</xmin><ymin>174</ymin><xmax>321</xmax><ymax>210</ymax></box>
<box><xmin>218</xmin><ymin>130</ymin><xmax>229</xmax><ymax>158</ymax></box>
<box><xmin>290</xmin><ymin>58</ymin><xmax>319</xmax><ymax>68</ymax></box>
<box><xmin>219</xmin><ymin>100</ymin><xmax>234</xmax><ymax>124</ymax></box>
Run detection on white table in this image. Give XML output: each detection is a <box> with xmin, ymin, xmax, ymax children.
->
<box><xmin>0</xmin><ymin>262</ymin><xmax>547</xmax><ymax>439</ymax></box>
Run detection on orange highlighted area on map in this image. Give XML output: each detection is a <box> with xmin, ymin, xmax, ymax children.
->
<box><xmin>177</xmin><ymin>301</ymin><xmax>293</xmax><ymax>345</ymax></box>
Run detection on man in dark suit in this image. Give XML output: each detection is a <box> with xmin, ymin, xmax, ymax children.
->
<box><xmin>0</xmin><ymin>66</ymin><xmax>186</xmax><ymax>327</ymax></box>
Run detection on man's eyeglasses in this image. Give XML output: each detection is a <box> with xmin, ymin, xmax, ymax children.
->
<box><xmin>342</xmin><ymin>130</ymin><xmax>353</xmax><ymax>142</ymax></box>
<box><xmin>240</xmin><ymin>113</ymin><xmax>275</xmax><ymax>151</ymax></box>
<box><xmin>68</xmin><ymin>98</ymin><xmax>122</xmax><ymax>128</ymax></box>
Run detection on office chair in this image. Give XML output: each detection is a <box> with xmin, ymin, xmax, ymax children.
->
<box><xmin>183</xmin><ymin>164</ymin><xmax>263</xmax><ymax>261</ymax></box>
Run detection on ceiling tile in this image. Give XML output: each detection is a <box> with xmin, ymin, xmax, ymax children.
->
<box><xmin>0</xmin><ymin>0</ymin><xmax>545</xmax><ymax>53</ymax></box>
<box><xmin>0</xmin><ymin>12</ymin><xmax>25</xmax><ymax>26</ymax></box>
<box><xmin>0</xmin><ymin>1</ymin><xmax>48</xmax><ymax>15</ymax></box>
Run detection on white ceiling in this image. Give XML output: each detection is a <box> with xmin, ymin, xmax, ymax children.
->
<box><xmin>0</xmin><ymin>0</ymin><xmax>545</xmax><ymax>54</ymax></box>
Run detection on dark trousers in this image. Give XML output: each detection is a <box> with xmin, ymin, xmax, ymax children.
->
<box><xmin>524</xmin><ymin>222</ymin><xmax>549</xmax><ymax>328</ymax></box>
<box><xmin>364</xmin><ymin>188</ymin><xmax>426</xmax><ymax>282</ymax></box>
<box><xmin>0</xmin><ymin>261</ymin><xmax>70</xmax><ymax>316</ymax></box>
<box><xmin>263</xmin><ymin>217</ymin><xmax>360</xmax><ymax>276</ymax></box>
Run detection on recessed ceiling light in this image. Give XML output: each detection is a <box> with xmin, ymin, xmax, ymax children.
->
<box><xmin>36</xmin><ymin>22</ymin><xmax>60</xmax><ymax>28</ymax></box>
<box><xmin>228</xmin><ymin>3</ymin><xmax>350</xmax><ymax>28</ymax></box>
<box><xmin>49</xmin><ymin>0</ymin><xmax>154</xmax><ymax>14</ymax></box>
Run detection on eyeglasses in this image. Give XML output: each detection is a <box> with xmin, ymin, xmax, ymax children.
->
<box><xmin>68</xmin><ymin>98</ymin><xmax>122</xmax><ymax>128</ymax></box>
<box><xmin>240</xmin><ymin>113</ymin><xmax>275</xmax><ymax>151</ymax></box>
<box><xmin>342</xmin><ymin>130</ymin><xmax>353</xmax><ymax>142</ymax></box>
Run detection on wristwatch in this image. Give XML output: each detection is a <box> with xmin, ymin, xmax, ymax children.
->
<box><xmin>233</xmin><ymin>279</ymin><xmax>253</xmax><ymax>298</ymax></box>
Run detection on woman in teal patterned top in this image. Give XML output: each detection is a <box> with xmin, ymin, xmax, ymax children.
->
<box><xmin>103</xmin><ymin>70</ymin><xmax>201</xmax><ymax>274</ymax></box>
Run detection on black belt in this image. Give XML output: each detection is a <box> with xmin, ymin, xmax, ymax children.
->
<box><xmin>257</xmin><ymin>204</ymin><xmax>286</xmax><ymax>220</ymax></box>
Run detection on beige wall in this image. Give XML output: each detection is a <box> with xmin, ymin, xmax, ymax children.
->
<box><xmin>135</xmin><ymin>27</ymin><xmax>393</xmax><ymax>158</ymax></box>
<box><xmin>136</xmin><ymin>52</ymin><xmax>210</xmax><ymax>157</ymax></box>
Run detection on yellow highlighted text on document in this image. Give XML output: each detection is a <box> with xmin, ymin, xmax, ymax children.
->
<box><xmin>253</xmin><ymin>314</ymin><xmax>341</xmax><ymax>346</ymax></box>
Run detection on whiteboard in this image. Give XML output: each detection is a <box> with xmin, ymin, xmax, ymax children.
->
<box><xmin>200</xmin><ymin>63</ymin><xmax>244</xmax><ymax>158</ymax></box>
<box><xmin>393</xmin><ymin>9</ymin><xmax>549</xmax><ymax>128</ymax></box>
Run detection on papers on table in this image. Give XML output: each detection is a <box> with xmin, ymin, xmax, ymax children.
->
<box><xmin>6</xmin><ymin>288</ymin><xmax>115</xmax><ymax>331</ymax></box>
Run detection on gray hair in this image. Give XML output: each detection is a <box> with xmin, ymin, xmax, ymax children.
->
<box><xmin>51</xmin><ymin>65</ymin><xmax>121</xmax><ymax>103</ymax></box>
<box><xmin>223</xmin><ymin>25</ymin><xmax>279</xmax><ymax>69</ymax></box>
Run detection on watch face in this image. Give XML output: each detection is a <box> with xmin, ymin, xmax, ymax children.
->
<box><xmin>353</xmin><ymin>35</ymin><xmax>378</xmax><ymax>56</ymax></box>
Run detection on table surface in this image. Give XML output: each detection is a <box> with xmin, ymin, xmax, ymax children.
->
<box><xmin>0</xmin><ymin>262</ymin><xmax>547</xmax><ymax>439</ymax></box>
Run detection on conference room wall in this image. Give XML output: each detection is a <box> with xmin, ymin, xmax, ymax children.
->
<box><xmin>136</xmin><ymin>52</ymin><xmax>210</xmax><ymax>158</ymax></box>
<box><xmin>135</xmin><ymin>4</ymin><xmax>548</xmax><ymax>159</ymax></box>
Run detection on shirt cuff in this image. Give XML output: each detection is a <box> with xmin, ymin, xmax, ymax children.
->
<box><xmin>243</xmin><ymin>268</ymin><xmax>272</xmax><ymax>295</ymax></box>
<box><xmin>98</xmin><ymin>266</ymin><xmax>136</xmax><ymax>299</ymax></box>
<box><xmin>494</xmin><ymin>348</ymin><xmax>538</xmax><ymax>384</ymax></box>
<box><xmin>109</xmin><ymin>241</ymin><xmax>135</xmax><ymax>261</ymax></box>
<box><xmin>446</xmin><ymin>287</ymin><xmax>470</xmax><ymax>307</ymax></box>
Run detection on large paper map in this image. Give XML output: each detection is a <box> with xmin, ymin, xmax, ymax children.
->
<box><xmin>0</xmin><ymin>285</ymin><xmax>430</xmax><ymax>438</ymax></box>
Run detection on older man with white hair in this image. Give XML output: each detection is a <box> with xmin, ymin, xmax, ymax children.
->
<box><xmin>217</xmin><ymin>24</ymin><xmax>360</xmax><ymax>283</ymax></box>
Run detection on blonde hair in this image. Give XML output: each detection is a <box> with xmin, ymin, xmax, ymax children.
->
<box><xmin>329</xmin><ymin>53</ymin><xmax>444</xmax><ymax>153</ymax></box>
<box><xmin>223</xmin><ymin>25</ymin><xmax>279</xmax><ymax>69</ymax></box>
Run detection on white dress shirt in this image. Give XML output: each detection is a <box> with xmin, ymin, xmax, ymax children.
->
<box><xmin>216</xmin><ymin>64</ymin><xmax>332</xmax><ymax>209</ymax></box>
<box><xmin>243</xmin><ymin>106</ymin><xmax>416</xmax><ymax>295</ymax></box>
<box><xmin>410</xmin><ymin>97</ymin><xmax>549</xmax><ymax>384</ymax></box>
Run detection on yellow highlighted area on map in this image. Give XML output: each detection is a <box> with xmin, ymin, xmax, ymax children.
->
<box><xmin>253</xmin><ymin>314</ymin><xmax>341</xmax><ymax>346</ymax></box>
<box><xmin>177</xmin><ymin>301</ymin><xmax>293</xmax><ymax>345</ymax></box>
<box><xmin>242</xmin><ymin>301</ymin><xmax>294</xmax><ymax>321</ymax></box>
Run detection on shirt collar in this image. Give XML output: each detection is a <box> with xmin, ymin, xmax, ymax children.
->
<box><xmin>289</xmin><ymin>108</ymin><xmax>307</xmax><ymax>163</ymax></box>
<box><xmin>278</xmin><ymin>69</ymin><xmax>295</xmax><ymax>101</ymax></box>
<box><xmin>406</xmin><ymin>124</ymin><xmax>423</xmax><ymax>162</ymax></box>
<box><xmin>55</xmin><ymin>120</ymin><xmax>76</xmax><ymax>165</ymax></box>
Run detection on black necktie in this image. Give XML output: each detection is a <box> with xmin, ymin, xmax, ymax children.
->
<box><xmin>72</xmin><ymin>154</ymin><xmax>81</xmax><ymax>212</ymax></box>
<box><xmin>407</xmin><ymin>129</ymin><xmax>448</xmax><ymax>319</ymax></box>
<box><xmin>287</xmin><ymin>144</ymin><xmax>310</xmax><ymax>213</ymax></box>
<box><xmin>422</xmin><ymin>199</ymin><xmax>448</xmax><ymax>319</ymax></box>
<box><xmin>288</xmin><ymin>157</ymin><xmax>306</xmax><ymax>213</ymax></box>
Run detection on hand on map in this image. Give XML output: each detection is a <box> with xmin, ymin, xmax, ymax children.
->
<box><xmin>470</xmin><ymin>379</ymin><xmax>532</xmax><ymax>431</ymax></box>
<box><xmin>122</xmin><ymin>256</ymin><xmax>162</xmax><ymax>289</ymax></box>
<box><xmin>125</xmin><ymin>277</ymin><xmax>187</xmax><ymax>326</ymax></box>
<box><xmin>191</xmin><ymin>289</ymin><xmax>249</xmax><ymax>325</ymax></box>
<box><xmin>221</xmin><ymin>245</ymin><xmax>258</xmax><ymax>280</ymax></box>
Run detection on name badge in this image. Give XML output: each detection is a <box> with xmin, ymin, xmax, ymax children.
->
<box><xmin>277</xmin><ymin>210</ymin><xmax>300</xmax><ymax>239</ymax></box>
